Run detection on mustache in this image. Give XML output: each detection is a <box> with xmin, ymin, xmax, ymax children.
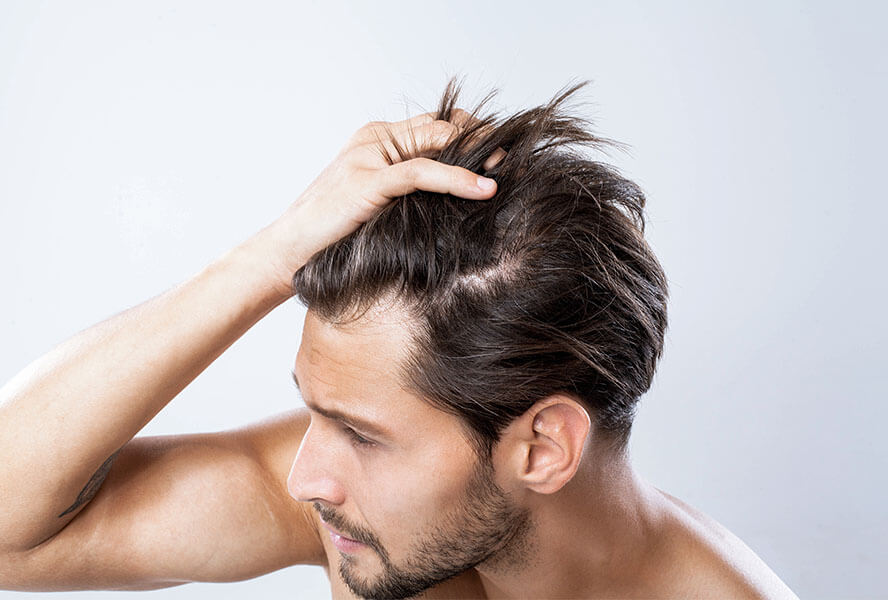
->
<box><xmin>314</xmin><ymin>502</ymin><xmax>373</xmax><ymax>545</ymax></box>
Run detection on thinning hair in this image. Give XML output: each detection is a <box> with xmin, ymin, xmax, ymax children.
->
<box><xmin>292</xmin><ymin>76</ymin><xmax>668</xmax><ymax>459</ymax></box>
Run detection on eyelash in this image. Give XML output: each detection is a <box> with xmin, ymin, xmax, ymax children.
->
<box><xmin>291</xmin><ymin>375</ymin><xmax>374</xmax><ymax>448</ymax></box>
<box><xmin>342</xmin><ymin>426</ymin><xmax>374</xmax><ymax>447</ymax></box>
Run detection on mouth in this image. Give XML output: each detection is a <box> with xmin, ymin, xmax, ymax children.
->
<box><xmin>319</xmin><ymin>516</ymin><xmax>366</xmax><ymax>553</ymax></box>
<box><xmin>319</xmin><ymin>516</ymin><xmax>356</xmax><ymax>540</ymax></box>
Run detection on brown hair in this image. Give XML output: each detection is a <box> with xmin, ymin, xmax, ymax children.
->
<box><xmin>291</xmin><ymin>76</ymin><xmax>669</xmax><ymax>460</ymax></box>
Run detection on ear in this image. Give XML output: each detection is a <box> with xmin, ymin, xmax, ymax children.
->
<box><xmin>502</xmin><ymin>396</ymin><xmax>592</xmax><ymax>495</ymax></box>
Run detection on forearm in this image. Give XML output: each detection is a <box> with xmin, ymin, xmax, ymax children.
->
<box><xmin>0</xmin><ymin>222</ymin><xmax>299</xmax><ymax>553</ymax></box>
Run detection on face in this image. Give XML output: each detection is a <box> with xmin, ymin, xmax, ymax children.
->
<box><xmin>286</xmin><ymin>302</ymin><xmax>535</xmax><ymax>599</ymax></box>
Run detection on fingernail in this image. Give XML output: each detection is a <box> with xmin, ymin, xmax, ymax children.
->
<box><xmin>477</xmin><ymin>176</ymin><xmax>496</xmax><ymax>191</ymax></box>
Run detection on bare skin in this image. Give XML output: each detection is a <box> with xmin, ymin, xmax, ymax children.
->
<box><xmin>0</xmin><ymin>109</ymin><xmax>797</xmax><ymax>598</ymax></box>
<box><xmin>286</xmin><ymin>302</ymin><xmax>798</xmax><ymax>600</ymax></box>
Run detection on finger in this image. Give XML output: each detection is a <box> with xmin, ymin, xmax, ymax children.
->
<box><xmin>448</xmin><ymin>107</ymin><xmax>480</xmax><ymax>129</ymax></box>
<box><xmin>451</xmin><ymin>115</ymin><xmax>507</xmax><ymax>169</ymax></box>
<box><xmin>353</xmin><ymin>110</ymin><xmax>506</xmax><ymax>170</ymax></box>
<box><xmin>377</xmin><ymin>157</ymin><xmax>497</xmax><ymax>200</ymax></box>
<box><xmin>456</xmin><ymin>118</ymin><xmax>506</xmax><ymax>171</ymax></box>
<box><xmin>396</xmin><ymin>119</ymin><xmax>463</xmax><ymax>155</ymax></box>
<box><xmin>372</xmin><ymin>117</ymin><xmax>506</xmax><ymax>166</ymax></box>
<box><xmin>360</xmin><ymin>121</ymin><xmax>506</xmax><ymax>174</ymax></box>
<box><xmin>350</xmin><ymin>107</ymin><xmax>485</xmax><ymax>150</ymax></box>
<box><xmin>346</xmin><ymin>112</ymin><xmax>437</xmax><ymax>149</ymax></box>
<box><xmin>484</xmin><ymin>147</ymin><xmax>508</xmax><ymax>170</ymax></box>
<box><xmin>354</xmin><ymin>119</ymin><xmax>461</xmax><ymax>167</ymax></box>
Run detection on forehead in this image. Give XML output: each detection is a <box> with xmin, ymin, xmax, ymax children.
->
<box><xmin>294</xmin><ymin>300</ymin><xmax>460</xmax><ymax>442</ymax></box>
<box><xmin>298</xmin><ymin>299</ymin><xmax>416</xmax><ymax>387</ymax></box>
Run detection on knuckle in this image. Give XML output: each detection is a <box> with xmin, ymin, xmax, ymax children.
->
<box><xmin>347</xmin><ymin>122</ymin><xmax>380</xmax><ymax>145</ymax></box>
<box><xmin>402</xmin><ymin>158</ymin><xmax>421</xmax><ymax>181</ymax></box>
<box><xmin>354</xmin><ymin>121</ymin><xmax>388</xmax><ymax>142</ymax></box>
<box><xmin>342</xmin><ymin>145</ymin><xmax>366</xmax><ymax>163</ymax></box>
<box><xmin>404</xmin><ymin>113</ymin><xmax>435</xmax><ymax>129</ymax></box>
<box><xmin>451</xmin><ymin>107</ymin><xmax>479</xmax><ymax>127</ymax></box>
<box><xmin>422</xmin><ymin>121</ymin><xmax>457</xmax><ymax>146</ymax></box>
<box><xmin>431</xmin><ymin>120</ymin><xmax>456</xmax><ymax>136</ymax></box>
<box><xmin>415</xmin><ymin>157</ymin><xmax>439</xmax><ymax>181</ymax></box>
<box><xmin>452</xmin><ymin>108</ymin><xmax>471</xmax><ymax>122</ymax></box>
<box><xmin>456</xmin><ymin>167</ymin><xmax>470</xmax><ymax>187</ymax></box>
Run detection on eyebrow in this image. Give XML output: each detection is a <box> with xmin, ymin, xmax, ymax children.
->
<box><xmin>291</xmin><ymin>370</ymin><xmax>392</xmax><ymax>440</ymax></box>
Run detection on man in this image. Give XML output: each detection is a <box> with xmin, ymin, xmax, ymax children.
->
<box><xmin>0</xmin><ymin>78</ymin><xmax>798</xmax><ymax>599</ymax></box>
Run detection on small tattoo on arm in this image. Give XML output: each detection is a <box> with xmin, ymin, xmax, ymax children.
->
<box><xmin>57</xmin><ymin>447</ymin><xmax>124</xmax><ymax>518</ymax></box>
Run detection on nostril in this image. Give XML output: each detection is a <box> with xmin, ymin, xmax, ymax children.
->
<box><xmin>286</xmin><ymin>450</ymin><xmax>345</xmax><ymax>506</ymax></box>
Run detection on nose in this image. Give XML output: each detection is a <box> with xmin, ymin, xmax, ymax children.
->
<box><xmin>287</xmin><ymin>422</ymin><xmax>347</xmax><ymax>505</ymax></box>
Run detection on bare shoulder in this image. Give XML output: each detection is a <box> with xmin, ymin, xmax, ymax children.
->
<box><xmin>225</xmin><ymin>407</ymin><xmax>327</xmax><ymax>566</ymax></box>
<box><xmin>649</xmin><ymin>488</ymin><xmax>799</xmax><ymax>600</ymax></box>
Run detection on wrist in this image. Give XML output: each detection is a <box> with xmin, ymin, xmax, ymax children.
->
<box><xmin>228</xmin><ymin>212</ymin><xmax>317</xmax><ymax>305</ymax></box>
<box><xmin>212</xmin><ymin>232</ymin><xmax>292</xmax><ymax>310</ymax></box>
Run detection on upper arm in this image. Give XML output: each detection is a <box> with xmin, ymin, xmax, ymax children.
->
<box><xmin>1</xmin><ymin>407</ymin><xmax>326</xmax><ymax>592</ymax></box>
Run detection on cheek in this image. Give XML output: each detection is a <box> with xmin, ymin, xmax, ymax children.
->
<box><xmin>358</xmin><ymin>443</ymin><xmax>477</xmax><ymax>547</ymax></box>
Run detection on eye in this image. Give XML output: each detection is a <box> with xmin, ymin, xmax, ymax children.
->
<box><xmin>342</xmin><ymin>425</ymin><xmax>374</xmax><ymax>447</ymax></box>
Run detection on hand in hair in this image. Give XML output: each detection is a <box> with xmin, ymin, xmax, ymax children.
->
<box><xmin>258</xmin><ymin>110</ymin><xmax>505</xmax><ymax>295</ymax></box>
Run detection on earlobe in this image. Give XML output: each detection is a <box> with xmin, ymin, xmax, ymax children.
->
<box><xmin>520</xmin><ymin>398</ymin><xmax>591</xmax><ymax>495</ymax></box>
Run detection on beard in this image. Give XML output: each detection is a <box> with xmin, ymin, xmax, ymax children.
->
<box><xmin>313</xmin><ymin>452</ymin><xmax>535</xmax><ymax>600</ymax></box>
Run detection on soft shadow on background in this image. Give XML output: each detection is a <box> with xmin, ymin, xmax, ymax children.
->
<box><xmin>1</xmin><ymin>1</ymin><xmax>885</xmax><ymax>598</ymax></box>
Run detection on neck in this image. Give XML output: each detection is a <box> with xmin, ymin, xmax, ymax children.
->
<box><xmin>475</xmin><ymin>450</ymin><xmax>666</xmax><ymax>599</ymax></box>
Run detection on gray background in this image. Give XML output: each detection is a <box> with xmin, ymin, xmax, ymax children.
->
<box><xmin>1</xmin><ymin>1</ymin><xmax>884</xmax><ymax>598</ymax></box>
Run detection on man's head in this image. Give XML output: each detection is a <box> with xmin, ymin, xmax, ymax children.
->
<box><xmin>286</xmin><ymin>77</ymin><xmax>669</xmax><ymax>597</ymax></box>
<box><xmin>288</xmin><ymin>301</ymin><xmax>538</xmax><ymax>597</ymax></box>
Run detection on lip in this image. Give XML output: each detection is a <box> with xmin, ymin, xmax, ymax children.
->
<box><xmin>319</xmin><ymin>517</ymin><xmax>366</xmax><ymax>553</ymax></box>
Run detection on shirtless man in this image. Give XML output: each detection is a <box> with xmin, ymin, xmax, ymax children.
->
<box><xmin>0</xmin><ymin>80</ymin><xmax>798</xmax><ymax>599</ymax></box>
